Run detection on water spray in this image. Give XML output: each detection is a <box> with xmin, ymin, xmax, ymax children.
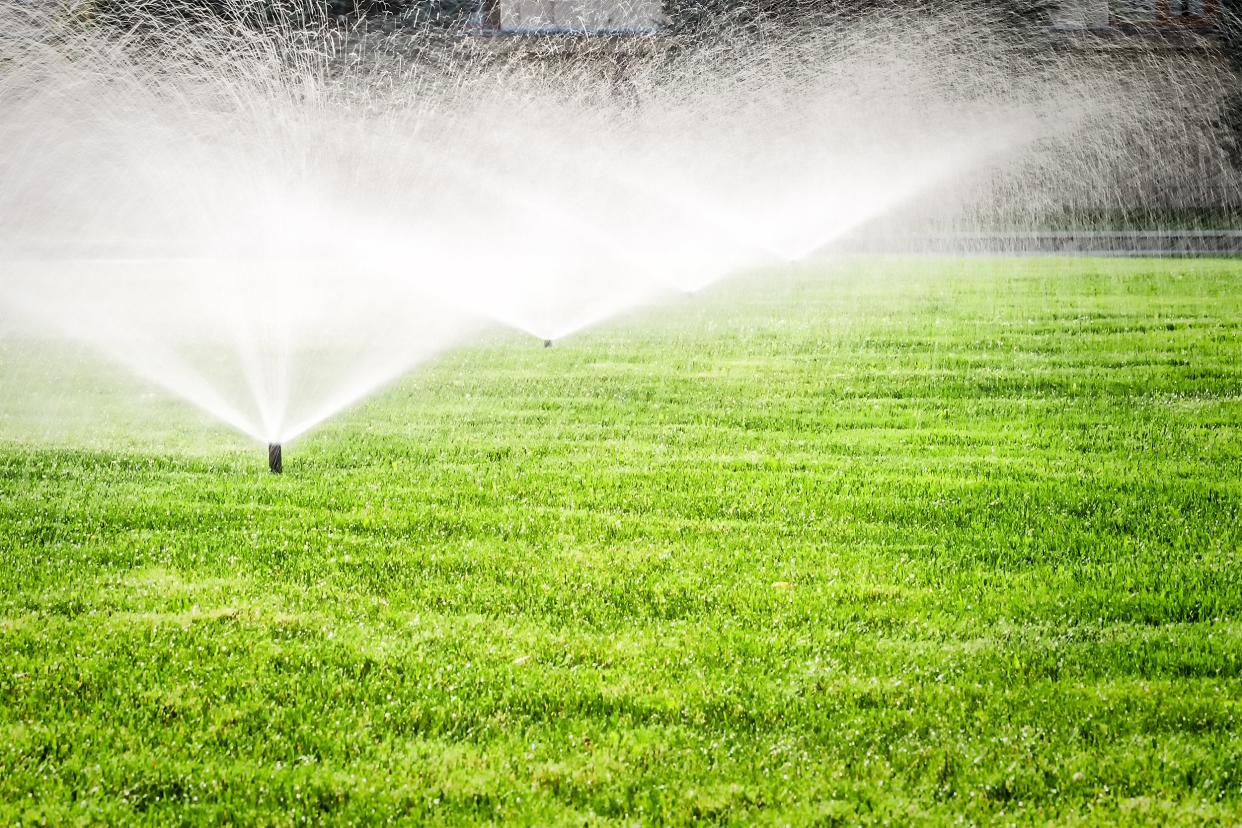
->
<box><xmin>1</xmin><ymin>0</ymin><xmax>1238</xmax><ymax>456</ymax></box>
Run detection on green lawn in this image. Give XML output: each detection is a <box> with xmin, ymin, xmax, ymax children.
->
<box><xmin>1</xmin><ymin>256</ymin><xmax>1240</xmax><ymax>825</ymax></box>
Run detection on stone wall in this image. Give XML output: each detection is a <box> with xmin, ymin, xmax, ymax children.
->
<box><xmin>1052</xmin><ymin>0</ymin><xmax>1111</xmax><ymax>28</ymax></box>
<box><xmin>1053</xmin><ymin>0</ymin><xmax>1222</xmax><ymax>28</ymax></box>
<box><xmin>494</xmin><ymin>0</ymin><xmax>662</xmax><ymax>32</ymax></box>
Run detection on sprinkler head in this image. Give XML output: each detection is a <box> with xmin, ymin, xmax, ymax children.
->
<box><xmin>544</xmin><ymin>339</ymin><xmax>553</xmax><ymax>348</ymax></box>
<box><xmin>268</xmin><ymin>443</ymin><xmax>282</xmax><ymax>474</ymax></box>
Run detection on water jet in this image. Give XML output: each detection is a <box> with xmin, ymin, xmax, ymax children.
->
<box><xmin>0</xmin><ymin>1</ymin><xmax>1237</xmax><ymax>453</ymax></box>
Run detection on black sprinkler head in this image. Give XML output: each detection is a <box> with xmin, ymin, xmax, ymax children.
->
<box><xmin>544</xmin><ymin>339</ymin><xmax>553</xmax><ymax>348</ymax></box>
<box><xmin>268</xmin><ymin>443</ymin><xmax>282</xmax><ymax>474</ymax></box>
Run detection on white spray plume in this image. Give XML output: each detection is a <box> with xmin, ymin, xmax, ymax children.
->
<box><xmin>0</xmin><ymin>1</ymin><xmax>1236</xmax><ymax>443</ymax></box>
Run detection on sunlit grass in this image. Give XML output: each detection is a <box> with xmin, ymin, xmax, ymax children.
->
<box><xmin>1</xmin><ymin>256</ymin><xmax>1239</xmax><ymax>824</ymax></box>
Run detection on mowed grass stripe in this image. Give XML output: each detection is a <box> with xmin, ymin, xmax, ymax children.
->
<box><xmin>0</xmin><ymin>256</ymin><xmax>1240</xmax><ymax>824</ymax></box>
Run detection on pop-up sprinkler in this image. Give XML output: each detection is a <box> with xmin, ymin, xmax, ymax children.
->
<box><xmin>268</xmin><ymin>443</ymin><xmax>282</xmax><ymax>474</ymax></box>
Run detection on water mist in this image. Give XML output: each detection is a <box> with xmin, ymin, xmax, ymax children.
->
<box><xmin>0</xmin><ymin>0</ymin><xmax>1237</xmax><ymax>468</ymax></box>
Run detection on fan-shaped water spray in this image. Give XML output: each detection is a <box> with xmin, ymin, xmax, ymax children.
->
<box><xmin>1</xmin><ymin>0</ymin><xmax>1237</xmax><ymax>466</ymax></box>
